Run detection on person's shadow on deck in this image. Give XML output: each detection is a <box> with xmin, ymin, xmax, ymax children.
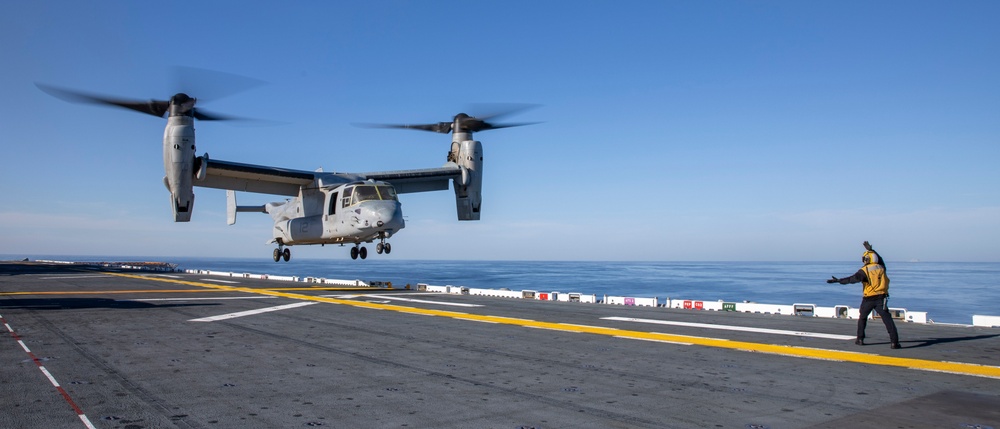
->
<box><xmin>896</xmin><ymin>333</ymin><xmax>1000</xmax><ymax>349</ymax></box>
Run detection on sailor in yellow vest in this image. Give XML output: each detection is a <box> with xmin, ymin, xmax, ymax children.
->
<box><xmin>827</xmin><ymin>244</ymin><xmax>901</xmax><ymax>349</ymax></box>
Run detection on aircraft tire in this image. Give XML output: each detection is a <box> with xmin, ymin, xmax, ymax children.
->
<box><xmin>360</xmin><ymin>247</ymin><xmax>368</xmax><ymax>260</ymax></box>
<box><xmin>282</xmin><ymin>248</ymin><xmax>291</xmax><ymax>262</ymax></box>
<box><xmin>351</xmin><ymin>247</ymin><xmax>359</xmax><ymax>260</ymax></box>
<box><xmin>273</xmin><ymin>248</ymin><xmax>281</xmax><ymax>262</ymax></box>
<box><xmin>384</xmin><ymin>243</ymin><xmax>391</xmax><ymax>254</ymax></box>
<box><xmin>376</xmin><ymin>243</ymin><xmax>384</xmax><ymax>254</ymax></box>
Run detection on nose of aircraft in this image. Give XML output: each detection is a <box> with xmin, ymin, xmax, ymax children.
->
<box><xmin>370</xmin><ymin>203</ymin><xmax>403</xmax><ymax>229</ymax></box>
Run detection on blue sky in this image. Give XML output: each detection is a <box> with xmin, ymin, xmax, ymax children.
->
<box><xmin>2</xmin><ymin>1</ymin><xmax>998</xmax><ymax>261</ymax></box>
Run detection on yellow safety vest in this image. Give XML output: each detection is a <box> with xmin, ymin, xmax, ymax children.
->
<box><xmin>861</xmin><ymin>263</ymin><xmax>890</xmax><ymax>297</ymax></box>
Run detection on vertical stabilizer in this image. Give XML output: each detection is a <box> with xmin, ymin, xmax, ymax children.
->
<box><xmin>226</xmin><ymin>190</ymin><xmax>238</xmax><ymax>225</ymax></box>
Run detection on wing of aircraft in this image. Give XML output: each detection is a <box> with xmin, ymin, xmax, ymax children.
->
<box><xmin>198</xmin><ymin>158</ymin><xmax>321</xmax><ymax>196</ymax></box>
<box><xmin>359</xmin><ymin>164</ymin><xmax>463</xmax><ymax>194</ymax></box>
<box><xmin>196</xmin><ymin>157</ymin><xmax>463</xmax><ymax>196</ymax></box>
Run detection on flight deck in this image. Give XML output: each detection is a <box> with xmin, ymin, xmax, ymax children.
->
<box><xmin>2</xmin><ymin>261</ymin><xmax>999</xmax><ymax>428</ymax></box>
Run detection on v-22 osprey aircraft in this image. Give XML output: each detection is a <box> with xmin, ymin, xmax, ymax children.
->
<box><xmin>37</xmin><ymin>83</ymin><xmax>535</xmax><ymax>261</ymax></box>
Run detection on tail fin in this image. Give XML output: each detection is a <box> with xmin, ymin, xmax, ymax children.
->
<box><xmin>226</xmin><ymin>190</ymin><xmax>266</xmax><ymax>225</ymax></box>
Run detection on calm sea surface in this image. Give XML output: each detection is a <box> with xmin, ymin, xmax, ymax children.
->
<box><xmin>7</xmin><ymin>256</ymin><xmax>1000</xmax><ymax>325</ymax></box>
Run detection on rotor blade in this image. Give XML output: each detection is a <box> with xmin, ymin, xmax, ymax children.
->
<box><xmin>476</xmin><ymin>121</ymin><xmax>541</xmax><ymax>131</ymax></box>
<box><xmin>172</xmin><ymin>66</ymin><xmax>266</xmax><ymax>102</ymax></box>
<box><xmin>36</xmin><ymin>83</ymin><xmax>169</xmax><ymax>118</ymax></box>
<box><xmin>193</xmin><ymin>109</ymin><xmax>241</xmax><ymax>121</ymax></box>
<box><xmin>456</xmin><ymin>103</ymin><xmax>540</xmax><ymax>132</ymax></box>
<box><xmin>355</xmin><ymin>103</ymin><xmax>540</xmax><ymax>134</ymax></box>
<box><xmin>467</xmin><ymin>103</ymin><xmax>540</xmax><ymax>122</ymax></box>
<box><xmin>354</xmin><ymin>122</ymin><xmax>453</xmax><ymax>133</ymax></box>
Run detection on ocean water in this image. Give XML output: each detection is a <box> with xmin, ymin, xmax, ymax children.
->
<box><xmin>8</xmin><ymin>255</ymin><xmax>998</xmax><ymax>325</ymax></box>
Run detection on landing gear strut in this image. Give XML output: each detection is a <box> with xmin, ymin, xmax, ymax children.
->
<box><xmin>273</xmin><ymin>246</ymin><xmax>291</xmax><ymax>262</ymax></box>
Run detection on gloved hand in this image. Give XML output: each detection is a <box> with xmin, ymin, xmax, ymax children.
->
<box><xmin>826</xmin><ymin>276</ymin><xmax>839</xmax><ymax>284</ymax></box>
<box><xmin>863</xmin><ymin>241</ymin><xmax>873</xmax><ymax>251</ymax></box>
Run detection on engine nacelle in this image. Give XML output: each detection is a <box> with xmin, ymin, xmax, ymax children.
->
<box><xmin>453</xmin><ymin>140</ymin><xmax>483</xmax><ymax>221</ymax></box>
<box><xmin>163</xmin><ymin>117</ymin><xmax>196</xmax><ymax>222</ymax></box>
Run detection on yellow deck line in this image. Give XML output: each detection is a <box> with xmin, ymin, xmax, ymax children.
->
<box><xmin>266</xmin><ymin>287</ymin><xmax>395</xmax><ymax>291</ymax></box>
<box><xmin>1</xmin><ymin>289</ymin><xmax>237</xmax><ymax>296</ymax></box>
<box><xmin>107</xmin><ymin>272</ymin><xmax>1000</xmax><ymax>380</ymax></box>
<box><xmin>0</xmin><ymin>287</ymin><xmax>385</xmax><ymax>296</ymax></box>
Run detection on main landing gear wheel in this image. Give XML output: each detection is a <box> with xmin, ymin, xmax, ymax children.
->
<box><xmin>350</xmin><ymin>246</ymin><xmax>368</xmax><ymax>260</ymax></box>
<box><xmin>376</xmin><ymin>242</ymin><xmax>392</xmax><ymax>254</ymax></box>
<box><xmin>273</xmin><ymin>247</ymin><xmax>291</xmax><ymax>262</ymax></box>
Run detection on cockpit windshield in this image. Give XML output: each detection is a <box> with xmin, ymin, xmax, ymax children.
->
<box><xmin>347</xmin><ymin>184</ymin><xmax>398</xmax><ymax>206</ymax></box>
<box><xmin>377</xmin><ymin>185</ymin><xmax>397</xmax><ymax>200</ymax></box>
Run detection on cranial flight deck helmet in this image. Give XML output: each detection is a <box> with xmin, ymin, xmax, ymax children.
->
<box><xmin>862</xmin><ymin>250</ymin><xmax>879</xmax><ymax>265</ymax></box>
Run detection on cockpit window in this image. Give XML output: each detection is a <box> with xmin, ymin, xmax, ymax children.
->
<box><xmin>341</xmin><ymin>187</ymin><xmax>353</xmax><ymax>208</ymax></box>
<box><xmin>352</xmin><ymin>186</ymin><xmax>380</xmax><ymax>204</ymax></box>
<box><xmin>377</xmin><ymin>185</ymin><xmax>397</xmax><ymax>200</ymax></box>
<box><xmin>345</xmin><ymin>184</ymin><xmax>398</xmax><ymax>206</ymax></box>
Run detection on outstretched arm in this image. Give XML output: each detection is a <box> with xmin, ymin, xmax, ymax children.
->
<box><xmin>827</xmin><ymin>269</ymin><xmax>868</xmax><ymax>284</ymax></box>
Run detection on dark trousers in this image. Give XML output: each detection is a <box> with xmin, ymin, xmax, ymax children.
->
<box><xmin>857</xmin><ymin>294</ymin><xmax>899</xmax><ymax>344</ymax></box>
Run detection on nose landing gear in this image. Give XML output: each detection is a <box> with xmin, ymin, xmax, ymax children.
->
<box><xmin>351</xmin><ymin>238</ymin><xmax>392</xmax><ymax>260</ymax></box>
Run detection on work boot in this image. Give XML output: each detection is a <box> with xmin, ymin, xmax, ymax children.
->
<box><xmin>890</xmin><ymin>343</ymin><xmax>902</xmax><ymax>349</ymax></box>
<box><xmin>855</xmin><ymin>339</ymin><xmax>864</xmax><ymax>346</ymax></box>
